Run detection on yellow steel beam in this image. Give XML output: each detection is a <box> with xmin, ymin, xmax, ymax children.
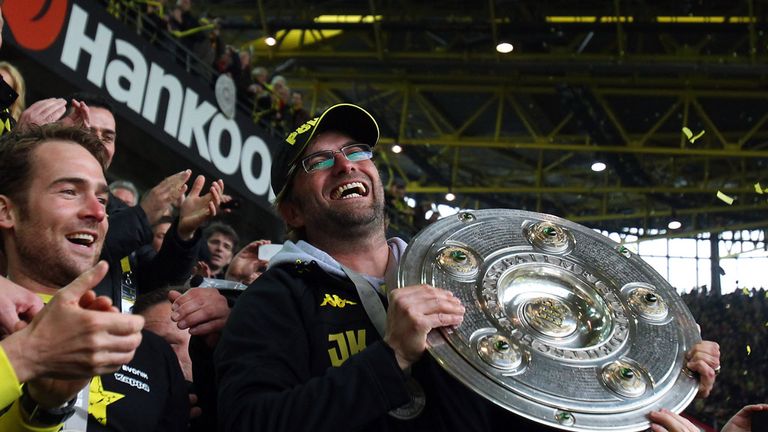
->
<box><xmin>368</xmin><ymin>0</ymin><xmax>384</xmax><ymax>60</ymax></box>
<box><xmin>592</xmin><ymin>90</ymin><xmax>633</xmax><ymax>144</ymax></box>
<box><xmin>691</xmin><ymin>98</ymin><xmax>730</xmax><ymax>148</ymax></box>
<box><xmin>488</xmin><ymin>0</ymin><xmax>500</xmax><ymax>62</ymax></box>
<box><xmin>358</xmin><ymin>89</ymin><xmax>398</xmax><ymax>108</ymax></box>
<box><xmin>546</xmin><ymin>112</ymin><xmax>574</xmax><ymax>142</ymax></box>
<box><xmin>623</xmin><ymin>219</ymin><xmax>768</xmax><ymax>242</ymax></box>
<box><xmin>412</xmin><ymin>91</ymin><xmax>445</xmax><ymax>135</ymax></box>
<box><xmin>398</xmin><ymin>87</ymin><xmax>410</xmax><ymax>141</ymax></box>
<box><xmin>289</xmin><ymin>74</ymin><xmax>768</xmax><ymax>94</ymax></box>
<box><xmin>322</xmin><ymin>87</ymin><xmax>343</xmax><ymax>105</ymax></box>
<box><xmin>455</xmin><ymin>96</ymin><xmax>496</xmax><ymax>137</ymax></box>
<box><xmin>638</xmin><ymin>97</ymin><xmax>683</xmax><ymax>147</ymax></box>
<box><xmin>379</xmin><ymin>137</ymin><xmax>768</xmax><ymax>157</ymax></box>
<box><xmin>405</xmin><ymin>184</ymin><xmax>756</xmax><ymax>194</ymax></box>
<box><xmin>749</xmin><ymin>0</ymin><xmax>758</xmax><ymax>62</ymax></box>
<box><xmin>412</xmin><ymin>90</ymin><xmax>455</xmax><ymax>133</ymax></box>
<box><xmin>494</xmin><ymin>90</ymin><xmax>504</xmax><ymax>140</ymax></box>
<box><xmin>569</xmin><ymin>203</ymin><xmax>768</xmax><ymax>223</ymax></box>
<box><xmin>451</xmin><ymin>147</ymin><xmax>459</xmax><ymax>190</ymax></box>
<box><xmin>613</xmin><ymin>0</ymin><xmax>625</xmax><ymax>56</ymax></box>
<box><xmin>506</xmin><ymin>94</ymin><xmax>540</xmax><ymax>140</ymax></box>
<box><xmin>738</xmin><ymin>111</ymin><xmax>768</xmax><ymax>148</ymax></box>
<box><xmin>543</xmin><ymin>152</ymin><xmax>575</xmax><ymax>172</ymax></box>
<box><xmin>680</xmin><ymin>94</ymin><xmax>690</xmax><ymax>148</ymax></box>
<box><xmin>535</xmin><ymin>149</ymin><xmax>544</xmax><ymax>211</ymax></box>
<box><xmin>251</xmin><ymin>48</ymin><xmax>768</xmax><ymax>65</ymax></box>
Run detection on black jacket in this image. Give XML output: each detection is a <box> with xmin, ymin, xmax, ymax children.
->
<box><xmin>214</xmin><ymin>260</ymin><xmax>517</xmax><ymax>432</ymax></box>
<box><xmin>104</xmin><ymin>194</ymin><xmax>153</xmax><ymax>260</ymax></box>
<box><xmin>132</xmin><ymin>219</ymin><xmax>202</xmax><ymax>293</ymax></box>
<box><xmin>96</xmin><ymin>194</ymin><xmax>153</xmax><ymax>309</ymax></box>
<box><xmin>88</xmin><ymin>330</ymin><xmax>189</xmax><ymax>431</ymax></box>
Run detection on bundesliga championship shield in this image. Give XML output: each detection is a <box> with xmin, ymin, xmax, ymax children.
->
<box><xmin>397</xmin><ymin>209</ymin><xmax>701</xmax><ymax>431</ymax></box>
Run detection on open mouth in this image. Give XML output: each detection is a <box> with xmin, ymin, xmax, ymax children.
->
<box><xmin>331</xmin><ymin>182</ymin><xmax>368</xmax><ymax>200</ymax></box>
<box><xmin>66</xmin><ymin>233</ymin><xmax>96</xmax><ymax>247</ymax></box>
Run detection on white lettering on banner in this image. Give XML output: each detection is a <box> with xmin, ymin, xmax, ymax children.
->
<box><xmin>142</xmin><ymin>64</ymin><xmax>184</xmax><ymax>137</ymax></box>
<box><xmin>209</xmin><ymin>114</ymin><xmax>242</xmax><ymax>175</ymax></box>
<box><xmin>105</xmin><ymin>39</ymin><xmax>147</xmax><ymax>113</ymax></box>
<box><xmin>60</xmin><ymin>5</ymin><xmax>111</xmax><ymax>87</ymax></box>
<box><xmin>241</xmin><ymin>136</ymin><xmax>272</xmax><ymax>195</ymax></box>
<box><xmin>58</xmin><ymin>3</ymin><xmax>272</xmax><ymax>197</ymax></box>
<box><xmin>177</xmin><ymin>87</ymin><xmax>215</xmax><ymax>161</ymax></box>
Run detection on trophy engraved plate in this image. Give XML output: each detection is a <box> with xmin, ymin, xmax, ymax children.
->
<box><xmin>398</xmin><ymin>209</ymin><xmax>701</xmax><ymax>431</ymax></box>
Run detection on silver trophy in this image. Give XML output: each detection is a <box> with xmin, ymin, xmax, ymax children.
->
<box><xmin>398</xmin><ymin>209</ymin><xmax>700</xmax><ymax>431</ymax></box>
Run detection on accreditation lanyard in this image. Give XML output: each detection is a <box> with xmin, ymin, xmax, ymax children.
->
<box><xmin>339</xmin><ymin>250</ymin><xmax>398</xmax><ymax>338</ymax></box>
<box><xmin>340</xmin><ymin>252</ymin><xmax>427</xmax><ymax>420</ymax></box>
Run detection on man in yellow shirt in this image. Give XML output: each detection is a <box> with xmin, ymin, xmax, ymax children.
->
<box><xmin>0</xmin><ymin>125</ymin><xmax>145</xmax><ymax>430</ymax></box>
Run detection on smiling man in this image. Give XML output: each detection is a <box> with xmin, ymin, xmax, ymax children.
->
<box><xmin>215</xmin><ymin>104</ymin><xmax>486</xmax><ymax>431</ymax></box>
<box><xmin>0</xmin><ymin>124</ymin><xmax>189</xmax><ymax>431</ymax></box>
<box><xmin>0</xmin><ymin>126</ymin><xmax>110</xmax><ymax>290</ymax></box>
<box><xmin>215</xmin><ymin>104</ymin><xmax>722</xmax><ymax>432</ymax></box>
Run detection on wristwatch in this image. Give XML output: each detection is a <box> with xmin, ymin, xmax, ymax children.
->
<box><xmin>18</xmin><ymin>383</ymin><xmax>77</xmax><ymax>426</ymax></box>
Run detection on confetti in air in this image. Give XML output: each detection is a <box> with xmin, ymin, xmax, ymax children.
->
<box><xmin>746</xmin><ymin>344</ymin><xmax>751</xmax><ymax>356</ymax></box>
<box><xmin>756</xmin><ymin>183</ymin><xmax>764</xmax><ymax>194</ymax></box>
<box><xmin>682</xmin><ymin>127</ymin><xmax>706</xmax><ymax>143</ymax></box>
<box><xmin>716</xmin><ymin>191</ymin><xmax>734</xmax><ymax>205</ymax></box>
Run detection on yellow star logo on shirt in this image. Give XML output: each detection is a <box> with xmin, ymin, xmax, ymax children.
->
<box><xmin>89</xmin><ymin>375</ymin><xmax>125</xmax><ymax>426</ymax></box>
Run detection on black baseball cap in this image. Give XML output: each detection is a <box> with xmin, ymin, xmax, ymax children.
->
<box><xmin>270</xmin><ymin>103</ymin><xmax>380</xmax><ymax>198</ymax></box>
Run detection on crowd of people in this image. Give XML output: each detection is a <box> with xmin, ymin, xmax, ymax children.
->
<box><xmin>0</xmin><ymin>1</ymin><xmax>765</xmax><ymax>432</ymax></box>
<box><xmin>683</xmin><ymin>288</ymin><xmax>768</xmax><ymax>429</ymax></box>
<box><xmin>103</xmin><ymin>0</ymin><xmax>310</xmax><ymax>136</ymax></box>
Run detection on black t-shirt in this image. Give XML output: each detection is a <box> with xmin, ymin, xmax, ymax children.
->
<box><xmin>87</xmin><ymin>330</ymin><xmax>189</xmax><ymax>431</ymax></box>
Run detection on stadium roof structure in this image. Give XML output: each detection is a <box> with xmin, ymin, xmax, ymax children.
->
<box><xmin>204</xmin><ymin>0</ymin><xmax>768</xmax><ymax>238</ymax></box>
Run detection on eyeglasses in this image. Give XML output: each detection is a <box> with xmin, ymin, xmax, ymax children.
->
<box><xmin>298</xmin><ymin>144</ymin><xmax>373</xmax><ymax>173</ymax></box>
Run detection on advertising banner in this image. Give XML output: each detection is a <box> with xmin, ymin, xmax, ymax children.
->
<box><xmin>4</xmin><ymin>0</ymin><xmax>278</xmax><ymax>206</ymax></box>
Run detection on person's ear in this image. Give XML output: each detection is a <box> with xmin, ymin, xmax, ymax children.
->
<box><xmin>0</xmin><ymin>195</ymin><xmax>17</xmax><ymax>229</ymax></box>
<box><xmin>277</xmin><ymin>200</ymin><xmax>304</xmax><ymax>231</ymax></box>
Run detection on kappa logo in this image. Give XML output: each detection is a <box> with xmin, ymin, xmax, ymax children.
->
<box><xmin>285</xmin><ymin>118</ymin><xmax>318</xmax><ymax>145</ymax></box>
<box><xmin>320</xmin><ymin>294</ymin><xmax>357</xmax><ymax>308</ymax></box>
<box><xmin>5</xmin><ymin>0</ymin><xmax>70</xmax><ymax>51</ymax></box>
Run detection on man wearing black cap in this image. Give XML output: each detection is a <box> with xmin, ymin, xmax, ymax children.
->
<box><xmin>215</xmin><ymin>104</ymin><xmax>721</xmax><ymax>431</ymax></box>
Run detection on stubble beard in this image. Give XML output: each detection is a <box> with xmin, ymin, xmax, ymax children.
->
<box><xmin>16</xmin><ymin>239</ymin><xmax>93</xmax><ymax>288</ymax></box>
<box><xmin>308</xmin><ymin>188</ymin><xmax>386</xmax><ymax>239</ymax></box>
<box><xmin>13</xmin><ymin>220</ymin><xmax>101</xmax><ymax>289</ymax></box>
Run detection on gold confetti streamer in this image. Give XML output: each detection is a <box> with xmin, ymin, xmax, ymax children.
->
<box><xmin>717</xmin><ymin>191</ymin><xmax>734</xmax><ymax>205</ymax></box>
<box><xmin>682</xmin><ymin>127</ymin><xmax>705</xmax><ymax>143</ymax></box>
<box><xmin>756</xmin><ymin>183</ymin><xmax>764</xmax><ymax>194</ymax></box>
<box><xmin>747</xmin><ymin>344</ymin><xmax>751</xmax><ymax>356</ymax></box>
